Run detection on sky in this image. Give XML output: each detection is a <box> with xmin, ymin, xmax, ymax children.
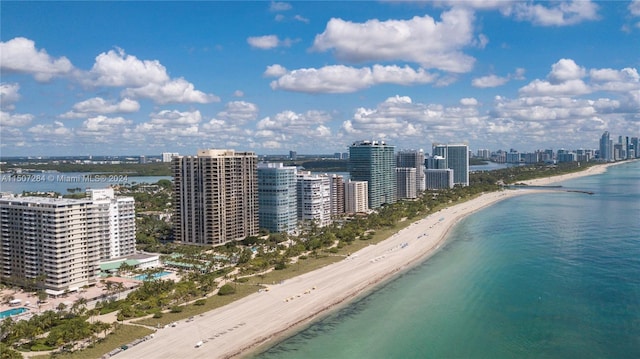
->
<box><xmin>1</xmin><ymin>1</ymin><xmax>639</xmax><ymax>157</ymax></box>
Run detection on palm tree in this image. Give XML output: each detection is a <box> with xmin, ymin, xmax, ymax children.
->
<box><xmin>56</xmin><ymin>302</ymin><xmax>67</xmax><ymax>312</ymax></box>
<box><xmin>114</xmin><ymin>282</ymin><xmax>126</xmax><ymax>300</ymax></box>
<box><xmin>71</xmin><ymin>297</ymin><xmax>87</xmax><ymax>316</ymax></box>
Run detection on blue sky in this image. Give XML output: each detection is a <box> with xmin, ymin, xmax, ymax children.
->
<box><xmin>1</xmin><ymin>1</ymin><xmax>639</xmax><ymax>157</ymax></box>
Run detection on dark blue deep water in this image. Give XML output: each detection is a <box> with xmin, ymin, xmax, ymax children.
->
<box><xmin>255</xmin><ymin>161</ymin><xmax>640</xmax><ymax>359</ymax></box>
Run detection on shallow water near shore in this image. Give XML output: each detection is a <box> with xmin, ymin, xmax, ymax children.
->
<box><xmin>254</xmin><ymin>161</ymin><xmax>640</xmax><ymax>359</ymax></box>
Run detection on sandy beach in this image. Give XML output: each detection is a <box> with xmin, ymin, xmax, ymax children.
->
<box><xmin>114</xmin><ymin>161</ymin><xmax>627</xmax><ymax>359</ymax></box>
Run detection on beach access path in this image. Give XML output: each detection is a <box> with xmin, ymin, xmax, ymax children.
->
<box><xmin>115</xmin><ymin>161</ymin><xmax>624</xmax><ymax>359</ymax></box>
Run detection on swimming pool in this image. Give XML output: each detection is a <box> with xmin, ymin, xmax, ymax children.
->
<box><xmin>0</xmin><ymin>307</ymin><xmax>29</xmax><ymax>319</ymax></box>
<box><xmin>133</xmin><ymin>271</ymin><xmax>172</xmax><ymax>281</ymax></box>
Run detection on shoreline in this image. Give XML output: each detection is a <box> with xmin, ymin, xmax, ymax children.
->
<box><xmin>115</xmin><ymin>160</ymin><xmax>631</xmax><ymax>359</ymax></box>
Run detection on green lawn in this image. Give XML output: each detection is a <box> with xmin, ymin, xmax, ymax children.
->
<box><xmin>30</xmin><ymin>324</ymin><xmax>154</xmax><ymax>359</ymax></box>
<box><xmin>134</xmin><ymin>284</ymin><xmax>260</xmax><ymax>327</ymax></box>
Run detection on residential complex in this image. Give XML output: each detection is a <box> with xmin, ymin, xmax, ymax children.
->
<box><xmin>87</xmin><ymin>188</ymin><xmax>136</xmax><ymax>259</ymax></box>
<box><xmin>257</xmin><ymin>162</ymin><xmax>298</xmax><ymax>233</ymax></box>
<box><xmin>396</xmin><ymin>149</ymin><xmax>426</xmax><ymax>193</ymax></box>
<box><xmin>431</xmin><ymin>144</ymin><xmax>469</xmax><ymax>187</ymax></box>
<box><xmin>396</xmin><ymin>167</ymin><xmax>417</xmax><ymax>199</ymax></box>
<box><xmin>345</xmin><ymin>180</ymin><xmax>369</xmax><ymax>214</ymax></box>
<box><xmin>0</xmin><ymin>192</ymin><xmax>135</xmax><ymax>292</ymax></box>
<box><xmin>349</xmin><ymin>140</ymin><xmax>397</xmax><ymax>209</ymax></box>
<box><xmin>296</xmin><ymin>171</ymin><xmax>332</xmax><ymax>228</ymax></box>
<box><xmin>172</xmin><ymin>149</ymin><xmax>259</xmax><ymax>246</ymax></box>
<box><xmin>425</xmin><ymin>169</ymin><xmax>454</xmax><ymax>190</ymax></box>
<box><xmin>161</xmin><ymin>152</ymin><xmax>179</xmax><ymax>163</ymax></box>
<box><xmin>329</xmin><ymin>174</ymin><xmax>345</xmax><ymax>216</ymax></box>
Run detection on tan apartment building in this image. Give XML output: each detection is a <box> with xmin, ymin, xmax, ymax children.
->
<box><xmin>172</xmin><ymin>149</ymin><xmax>258</xmax><ymax>246</ymax></box>
<box><xmin>345</xmin><ymin>180</ymin><xmax>369</xmax><ymax>214</ymax></box>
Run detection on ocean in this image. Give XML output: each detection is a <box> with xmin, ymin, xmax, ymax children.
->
<box><xmin>254</xmin><ymin>161</ymin><xmax>640</xmax><ymax>359</ymax></box>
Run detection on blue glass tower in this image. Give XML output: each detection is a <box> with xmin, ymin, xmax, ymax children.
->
<box><xmin>349</xmin><ymin>140</ymin><xmax>396</xmax><ymax>209</ymax></box>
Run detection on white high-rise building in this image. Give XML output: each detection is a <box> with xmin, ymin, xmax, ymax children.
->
<box><xmin>477</xmin><ymin>149</ymin><xmax>490</xmax><ymax>160</ymax></box>
<box><xmin>1</xmin><ymin>191</ymin><xmax>137</xmax><ymax>291</ymax></box>
<box><xmin>0</xmin><ymin>197</ymin><xmax>103</xmax><ymax>291</ymax></box>
<box><xmin>296</xmin><ymin>172</ymin><xmax>332</xmax><ymax>227</ymax></box>
<box><xmin>396</xmin><ymin>167</ymin><xmax>417</xmax><ymax>199</ymax></box>
<box><xmin>161</xmin><ymin>152</ymin><xmax>179</xmax><ymax>163</ymax></box>
<box><xmin>87</xmin><ymin>188</ymin><xmax>136</xmax><ymax>259</ymax></box>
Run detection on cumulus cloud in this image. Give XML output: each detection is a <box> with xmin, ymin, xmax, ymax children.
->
<box><xmin>493</xmin><ymin>96</ymin><xmax>601</xmax><ymax>122</ymax></box>
<box><xmin>88</xmin><ymin>48</ymin><xmax>168</xmax><ymax>87</ymax></box>
<box><xmin>472</xmin><ymin>68</ymin><xmax>526</xmax><ymax>88</ymax></box>
<box><xmin>549</xmin><ymin>58</ymin><xmax>586</xmax><ymax>83</ymax></box>
<box><xmin>339</xmin><ymin>95</ymin><xmax>498</xmax><ymax>146</ymax></box>
<box><xmin>0</xmin><ymin>37</ymin><xmax>74</xmax><ymax>82</ymax></box>
<box><xmin>264</xmin><ymin>64</ymin><xmax>288</xmax><ymax>77</ymax></box>
<box><xmin>588</xmin><ymin>67</ymin><xmax>640</xmax><ymax>111</ymax></box>
<box><xmin>76</xmin><ymin>116</ymin><xmax>132</xmax><ymax>137</ymax></box>
<box><xmin>87</xmin><ymin>48</ymin><xmax>218</xmax><ymax>104</ymax></box>
<box><xmin>520</xmin><ymin>59</ymin><xmax>589</xmax><ymax>96</ymax></box>
<box><xmin>311</xmin><ymin>8</ymin><xmax>477</xmax><ymax>73</ymax></box>
<box><xmin>217</xmin><ymin>101</ymin><xmax>259</xmax><ymax>124</ymax></box>
<box><xmin>590</xmin><ymin>67</ymin><xmax>640</xmax><ymax>92</ymax></box>
<box><xmin>60</xmin><ymin>97</ymin><xmax>140</xmax><ymax>119</ymax></box>
<box><xmin>258</xmin><ymin>110</ymin><xmax>331</xmax><ymax>131</ymax></box>
<box><xmin>254</xmin><ymin>110</ymin><xmax>334</xmax><ymax>149</ymax></box>
<box><xmin>460</xmin><ymin>97</ymin><xmax>479</xmax><ymax>106</ymax></box>
<box><xmin>1</xmin><ymin>111</ymin><xmax>34</xmax><ymax>127</ymax></box>
<box><xmin>128</xmin><ymin>111</ymin><xmax>203</xmax><ymax>146</ymax></box>
<box><xmin>248</xmin><ymin>35</ymin><xmax>297</xmax><ymax>49</ymax></box>
<box><xmin>122</xmin><ymin>78</ymin><xmax>219</xmax><ymax>104</ymax></box>
<box><xmin>149</xmin><ymin>110</ymin><xmax>202</xmax><ymax>125</ymax></box>
<box><xmin>197</xmin><ymin>103</ymin><xmax>260</xmax><ymax>148</ymax></box>
<box><xmin>343</xmin><ymin>96</ymin><xmax>437</xmax><ymax>138</ymax></box>
<box><xmin>472</xmin><ymin>74</ymin><xmax>509</xmax><ymax>88</ymax></box>
<box><xmin>1</xmin><ymin>83</ymin><xmax>21</xmax><ymax>110</ymax></box>
<box><xmin>520</xmin><ymin>78</ymin><xmax>590</xmax><ymax>96</ymax></box>
<box><xmin>270</xmin><ymin>64</ymin><xmax>437</xmax><ymax>93</ymax></box>
<box><xmin>248</xmin><ymin>35</ymin><xmax>280</xmax><ymax>50</ymax></box>
<box><xmin>27</xmin><ymin>121</ymin><xmax>72</xmax><ymax>141</ymax></box>
<box><xmin>131</xmin><ymin>121</ymin><xmax>200</xmax><ymax>142</ymax></box>
<box><xmin>519</xmin><ymin>59</ymin><xmax>639</xmax><ymax>103</ymax></box>
<box><xmin>475</xmin><ymin>60</ymin><xmax>639</xmax><ymax>149</ymax></box>
<box><xmin>436</xmin><ymin>0</ymin><xmax>600</xmax><ymax>27</ymax></box>
<box><xmin>505</xmin><ymin>0</ymin><xmax>600</xmax><ymax>26</ymax></box>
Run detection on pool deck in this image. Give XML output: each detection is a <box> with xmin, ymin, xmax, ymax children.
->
<box><xmin>0</xmin><ymin>307</ymin><xmax>30</xmax><ymax>319</ymax></box>
<box><xmin>0</xmin><ymin>276</ymin><xmax>141</xmax><ymax>319</ymax></box>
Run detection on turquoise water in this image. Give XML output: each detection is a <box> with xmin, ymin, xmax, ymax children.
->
<box><xmin>133</xmin><ymin>271</ymin><xmax>172</xmax><ymax>281</ymax></box>
<box><xmin>255</xmin><ymin>161</ymin><xmax>640</xmax><ymax>359</ymax></box>
<box><xmin>0</xmin><ymin>307</ymin><xmax>29</xmax><ymax>319</ymax></box>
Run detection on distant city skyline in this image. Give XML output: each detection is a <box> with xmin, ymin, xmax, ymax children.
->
<box><xmin>1</xmin><ymin>1</ymin><xmax>639</xmax><ymax>157</ymax></box>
